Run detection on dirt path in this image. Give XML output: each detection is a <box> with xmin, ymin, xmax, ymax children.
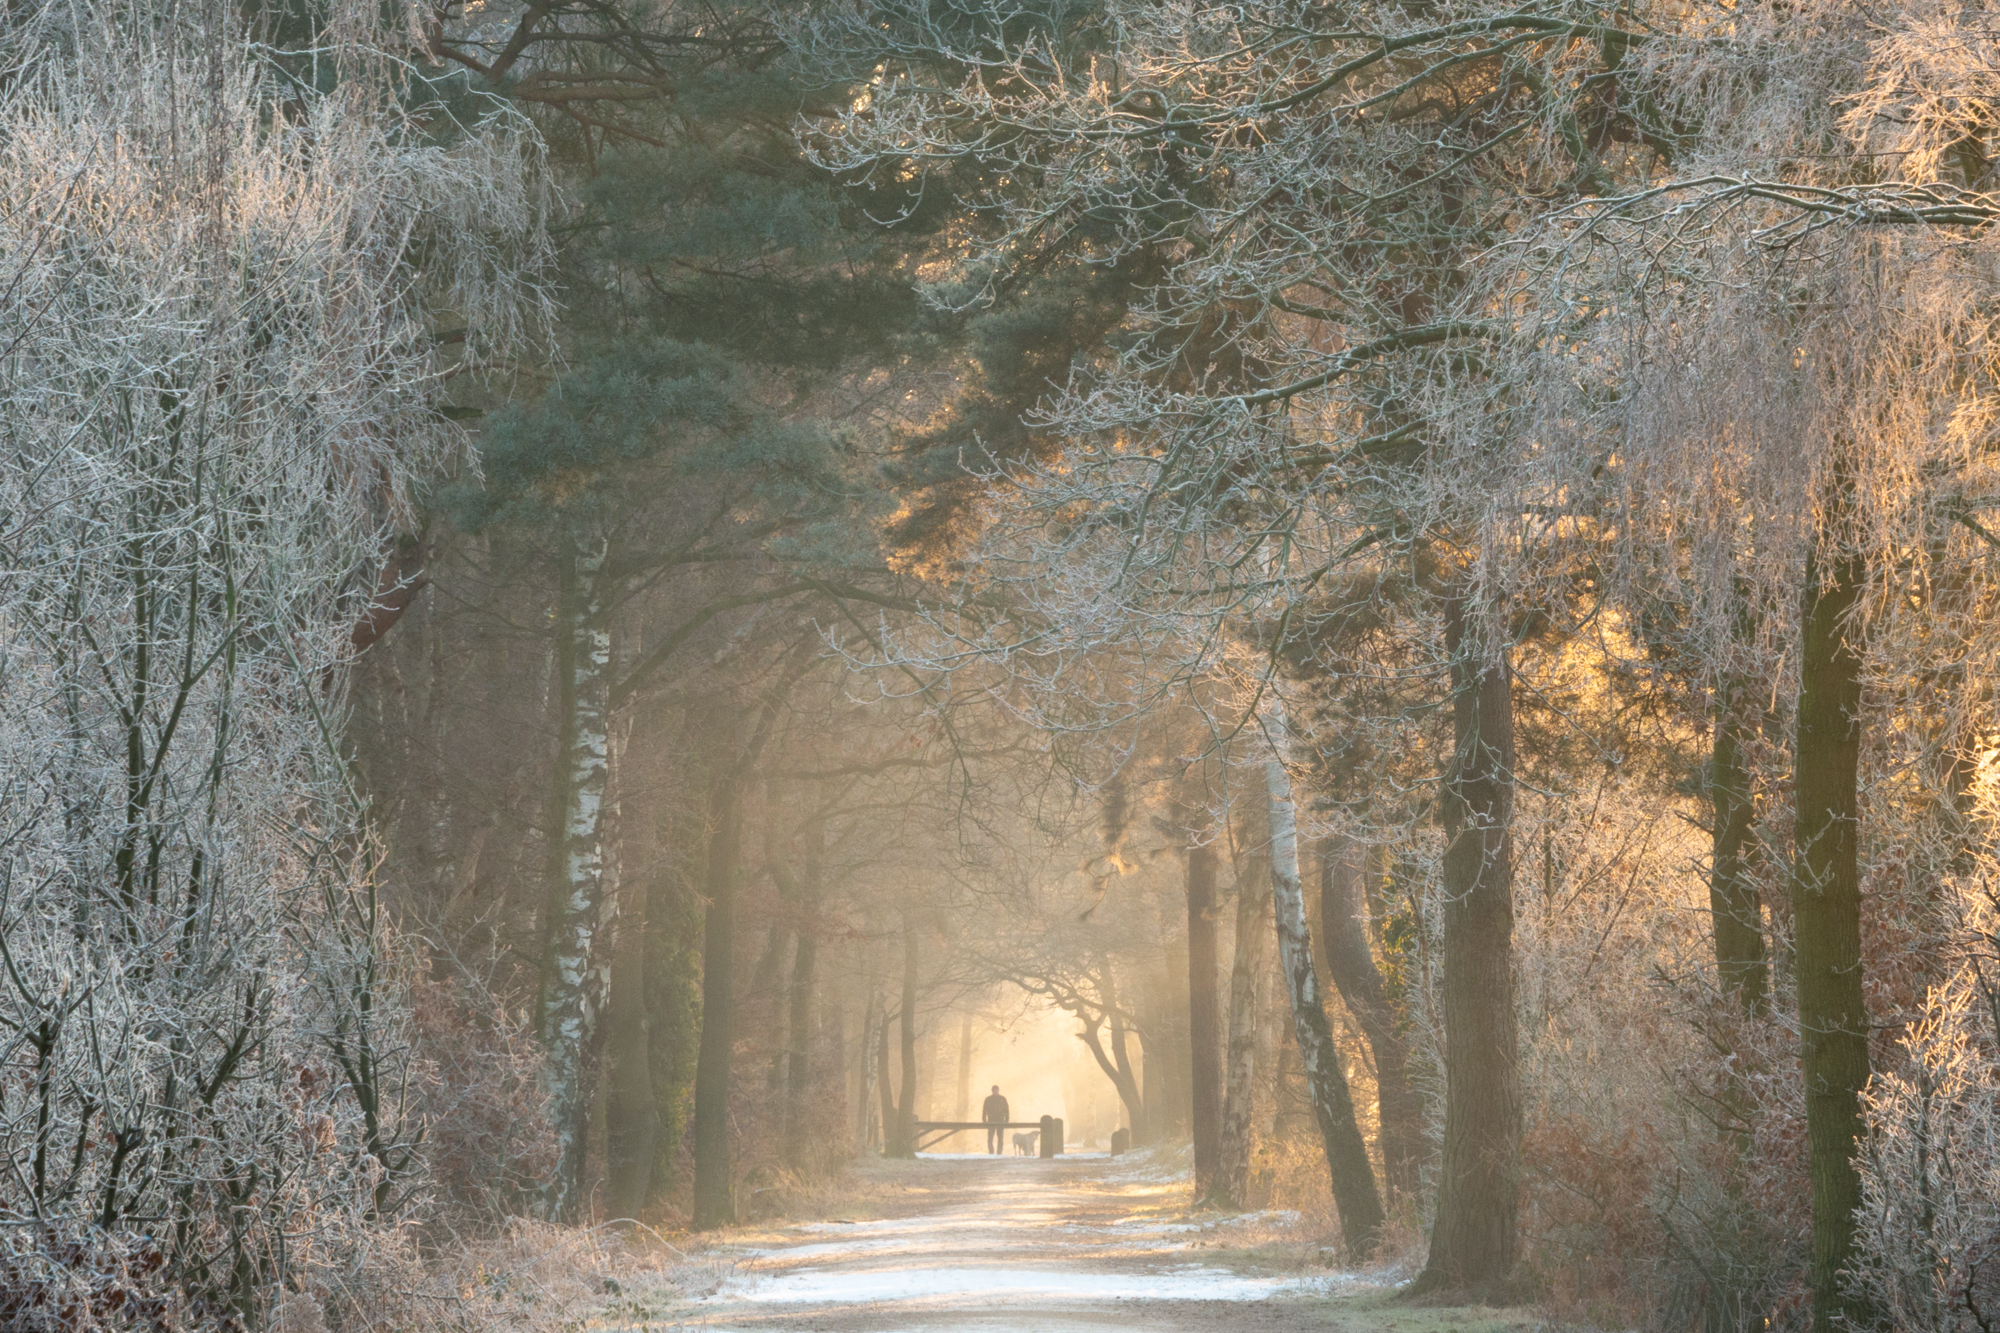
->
<box><xmin>643</xmin><ymin>1150</ymin><xmax>1398</xmax><ymax>1332</ymax></box>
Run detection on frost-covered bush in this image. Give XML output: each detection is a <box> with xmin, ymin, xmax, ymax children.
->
<box><xmin>0</xmin><ymin>0</ymin><xmax>550</xmax><ymax>1321</ymax></box>
<box><xmin>1852</xmin><ymin>965</ymin><xmax>2000</xmax><ymax>1332</ymax></box>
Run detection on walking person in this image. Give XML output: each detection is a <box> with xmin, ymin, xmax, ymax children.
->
<box><xmin>982</xmin><ymin>1085</ymin><xmax>1009</xmax><ymax>1154</ymax></box>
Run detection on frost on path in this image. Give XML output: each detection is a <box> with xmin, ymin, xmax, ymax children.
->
<box><xmin>673</xmin><ymin>1151</ymin><xmax>1370</xmax><ymax>1332</ymax></box>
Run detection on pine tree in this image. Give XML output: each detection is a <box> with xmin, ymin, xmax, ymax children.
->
<box><xmin>421</xmin><ymin>0</ymin><xmax>954</xmax><ymax>1223</ymax></box>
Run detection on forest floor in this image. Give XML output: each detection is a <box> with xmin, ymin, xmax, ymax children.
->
<box><xmin>593</xmin><ymin>1149</ymin><xmax>1545</xmax><ymax>1332</ymax></box>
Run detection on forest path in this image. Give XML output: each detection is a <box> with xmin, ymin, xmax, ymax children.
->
<box><xmin>648</xmin><ymin>1149</ymin><xmax>1403</xmax><ymax>1332</ymax></box>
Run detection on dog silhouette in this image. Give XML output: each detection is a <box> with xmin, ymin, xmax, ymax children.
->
<box><xmin>1012</xmin><ymin>1130</ymin><xmax>1039</xmax><ymax>1156</ymax></box>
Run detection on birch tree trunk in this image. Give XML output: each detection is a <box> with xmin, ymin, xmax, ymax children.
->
<box><xmin>1317</xmin><ymin>839</ymin><xmax>1421</xmax><ymax>1200</ymax></box>
<box><xmin>540</xmin><ymin>531</ymin><xmax>613</xmax><ymax>1223</ymax></box>
<box><xmin>1413</xmin><ymin>588</ymin><xmax>1522</xmax><ymax>1297</ymax></box>
<box><xmin>1217</xmin><ymin>816</ymin><xmax>1271</xmax><ymax>1209</ymax></box>
<box><xmin>1261</xmin><ymin>701</ymin><xmax>1385</xmax><ymax>1258</ymax></box>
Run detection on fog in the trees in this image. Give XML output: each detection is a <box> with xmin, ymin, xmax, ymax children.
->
<box><xmin>8</xmin><ymin>0</ymin><xmax>2000</xmax><ymax>1330</ymax></box>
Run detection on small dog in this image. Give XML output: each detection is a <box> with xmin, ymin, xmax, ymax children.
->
<box><xmin>1012</xmin><ymin>1130</ymin><xmax>1040</xmax><ymax>1156</ymax></box>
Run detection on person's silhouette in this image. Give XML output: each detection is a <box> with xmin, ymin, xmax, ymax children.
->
<box><xmin>981</xmin><ymin>1084</ymin><xmax>1009</xmax><ymax>1154</ymax></box>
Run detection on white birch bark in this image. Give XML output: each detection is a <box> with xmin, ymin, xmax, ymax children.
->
<box><xmin>544</xmin><ymin>531</ymin><xmax>614</xmax><ymax>1222</ymax></box>
<box><xmin>1260</xmin><ymin>695</ymin><xmax>1385</xmax><ymax>1253</ymax></box>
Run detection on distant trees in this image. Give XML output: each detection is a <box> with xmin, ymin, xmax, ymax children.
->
<box><xmin>802</xmin><ymin>0</ymin><xmax>2000</xmax><ymax>1318</ymax></box>
<box><xmin>802</xmin><ymin>0</ymin><xmax>1585</xmax><ymax>1279</ymax></box>
<box><xmin>406</xmin><ymin>0</ymin><xmax>959</xmax><ymax>1220</ymax></box>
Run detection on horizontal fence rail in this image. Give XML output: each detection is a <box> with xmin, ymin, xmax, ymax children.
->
<box><xmin>912</xmin><ymin>1117</ymin><xmax>1066</xmax><ymax>1155</ymax></box>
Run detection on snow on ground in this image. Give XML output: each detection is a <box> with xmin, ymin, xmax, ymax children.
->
<box><xmin>661</xmin><ymin>1149</ymin><xmax>1374</xmax><ymax>1332</ymax></box>
<box><xmin>724</xmin><ymin>1256</ymin><xmax>1328</xmax><ymax>1296</ymax></box>
<box><xmin>727</xmin><ymin>1263</ymin><xmax>1321</xmax><ymax>1305</ymax></box>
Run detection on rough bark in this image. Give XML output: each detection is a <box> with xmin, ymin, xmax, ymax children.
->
<box><xmin>1217</xmin><ymin>819</ymin><xmax>1271</xmax><ymax>1210</ymax></box>
<box><xmin>1712</xmin><ymin>679</ymin><xmax>1770</xmax><ymax>1013</ymax></box>
<box><xmin>1318</xmin><ymin>838</ymin><xmax>1422</xmax><ymax>1201</ymax></box>
<box><xmin>1261</xmin><ymin>704</ymin><xmax>1385</xmax><ymax>1259</ymax></box>
<box><xmin>691</xmin><ymin>730</ymin><xmax>748</xmax><ymax>1230</ymax></box>
<box><xmin>1413</xmin><ymin>590</ymin><xmax>1522</xmax><ymax>1298</ymax></box>
<box><xmin>1186</xmin><ymin>831</ymin><xmax>1224</xmax><ymax>1201</ymax></box>
<box><xmin>1793</xmin><ymin>544</ymin><xmax>1875</xmax><ymax>1333</ymax></box>
<box><xmin>539</xmin><ymin>532</ymin><xmax>612</xmax><ymax>1223</ymax></box>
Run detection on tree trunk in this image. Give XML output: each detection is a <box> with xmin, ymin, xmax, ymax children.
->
<box><xmin>1186</xmin><ymin>831</ymin><xmax>1224</xmax><ymax>1201</ymax></box>
<box><xmin>691</xmin><ymin>734</ymin><xmax>748</xmax><ymax>1230</ymax></box>
<box><xmin>642</xmin><ymin>806</ymin><xmax>704</xmax><ymax>1212</ymax></box>
<box><xmin>825</xmin><ymin>991</ymin><xmax>848</xmax><ymax>1148</ymax></box>
<box><xmin>1712</xmin><ymin>679</ymin><xmax>1769</xmax><ymax>1012</ymax></box>
<box><xmin>604</xmin><ymin>871</ymin><xmax>655</xmax><ymax>1222</ymax></box>
<box><xmin>1217</xmin><ymin>815</ymin><xmax>1271</xmax><ymax>1209</ymax></box>
<box><xmin>1413</xmin><ymin>589</ymin><xmax>1522</xmax><ymax>1298</ymax></box>
<box><xmin>1076</xmin><ymin>1009</ymin><xmax>1147</xmax><ymax>1142</ymax></box>
<box><xmin>419</xmin><ymin>617</ymin><xmax>460</xmax><ymax>976</ymax></box>
<box><xmin>1154</xmin><ymin>942</ymin><xmax>1192</xmax><ymax>1137</ymax></box>
<box><xmin>539</xmin><ymin>531</ymin><xmax>613</xmax><ymax>1223</ymax></box>
<box><xmin>1105</xmin><ymin>968</ymin><xmax>1149</xmax><ymax>1142</ymax></box>
<box><xmin>1793</xmin><ymin>543</ymin><xmax>1875</xmax><ymax>1333</ymax></box>
<box><xmin>876</xmin><ymin>993</ymin><xmax>897</xmax><ymax>1155</ymax></box>
<box><xmin>858</xmin><ymin>988</ymin><xmax>882</xmax><ymax>1154</ymax></box>
<box><xmin>892</xmin><ymin>915</ymin><xmax>919</xmax><ymax>1157</ymax></box>
<box><xmin>764</xmin><ymin>928</ymin><xmax>793</xmax><ymax>1096</ymax></box>
<box><xmin>1318</xmin><ymin>838</ymin><xmax>1421</xmax><ymax>1200</ymax></box>
<box><xmin>782</xmin><ymin>838</ymin><xmax>821</xmax><ymax>1174</ymax></box>
<box><xmin>1261</xmin><ymin>720</ymin><xmax>1385</xmax><ymax>1260</ymax></box>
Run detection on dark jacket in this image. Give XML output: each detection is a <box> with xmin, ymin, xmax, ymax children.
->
<box><xmin>981</xmin><ymin>1093</ymin><xmax>1009</xmax><ymax>1123</ymax></box>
